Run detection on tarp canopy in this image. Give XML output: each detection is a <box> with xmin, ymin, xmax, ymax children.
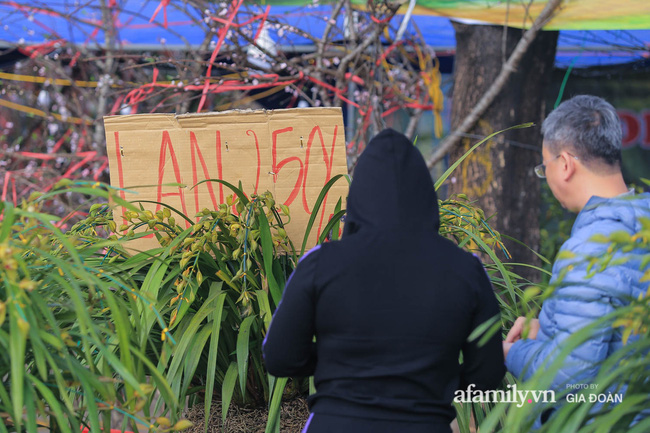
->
<box><xmin>0</xmin><ymin>1</ymin><xmax>648</xmax><ymax>68</ymax></box>
<box><xmin>351</xmin><ymin>0</ymin><xmax>650</xmax><ymax>31</ymax></box>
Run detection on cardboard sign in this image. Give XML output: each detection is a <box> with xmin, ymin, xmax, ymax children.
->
<box><xmin>104</xmin><ymin>107</ymin><xmax>349</xmax><ymax>252</ymax></box>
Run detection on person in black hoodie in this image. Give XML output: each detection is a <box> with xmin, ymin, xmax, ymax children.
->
<box><xmin>262</xmin><ymin>129</ymin><xmax>505</xmax><ymax>433</ymax></box>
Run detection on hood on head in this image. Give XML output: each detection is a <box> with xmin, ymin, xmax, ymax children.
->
<box><xmin>343</xmin><ymin>129</ymin><xmax>439</xmax><ymax>237</ymax></box>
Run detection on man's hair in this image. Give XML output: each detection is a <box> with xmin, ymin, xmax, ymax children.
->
<box><xmin>541</xmin><ymin>95</ymin><xmax>622</xmax><ymax>168</ymax></box>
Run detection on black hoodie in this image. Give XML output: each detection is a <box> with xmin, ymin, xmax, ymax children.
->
<box><xmin>263</xmin><ymin>129</ymin><xmax>505</xmax><ymax>423</ymax></box>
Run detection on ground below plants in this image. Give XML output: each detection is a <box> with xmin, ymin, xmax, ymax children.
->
<box><xmin>185</xmin><ymin>398</ymin><xmax>310</xmax><ymax>433</ymax></box>
<box><xmin>184</xmin><ymin>399</ymin><xmax>465</xmax><ymax>433</ymax></box>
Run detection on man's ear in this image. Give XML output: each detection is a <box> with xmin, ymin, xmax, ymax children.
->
<box><xmin>560</xmin><ymin>151</ymin><xmax>577</xmax><ymax>181</ymax></box>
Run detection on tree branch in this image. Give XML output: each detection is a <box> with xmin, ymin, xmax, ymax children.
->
<box><xmin>425</xmin><ymin>0</ymin><xmax>562</xmax><ymax>169</ymax></box>
<box><xmin>315</xmin><ymin>0</ymin><xmax>346</xmax><ymax>107</ymax></box>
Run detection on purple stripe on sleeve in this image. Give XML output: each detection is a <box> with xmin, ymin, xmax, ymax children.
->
<box><xmin>301</xmin><ymin>413</ymin><xmax>315</xmax><ymax>433</ymax></box>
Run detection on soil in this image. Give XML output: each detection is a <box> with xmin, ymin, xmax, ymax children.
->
<box><xmin>185</xmin><ymin>398</ymin><xmax>310</xmax><ymax>433</ymax></box>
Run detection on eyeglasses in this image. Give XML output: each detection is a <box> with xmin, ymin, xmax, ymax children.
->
<box><xmin>534</xmin><ymin>153</ymin><xmax>579</xmax><ymax>178</ymax></box>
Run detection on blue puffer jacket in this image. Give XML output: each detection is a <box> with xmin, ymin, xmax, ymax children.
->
<box><xmin>507</xmin><ymin>192</ymin><xmax>650</xmax><ymax>394</ymax></box>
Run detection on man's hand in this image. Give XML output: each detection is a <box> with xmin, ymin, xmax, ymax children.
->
<box><xmin>505</xmin><ymin>317</ymin><xmax>540</xmax><ymax>343</ymax></box>
<box><xmin>503</xmin><ymin>341</ymin><xmax>513</xmax><ymax>358</ymax></box>
<box><xmin>503</xmin><ymin>317</ymin><xmax>539</xmax><ymax>359</ymax></box>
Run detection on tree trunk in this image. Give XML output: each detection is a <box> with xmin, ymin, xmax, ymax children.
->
<box><xmin>449</xmin><ymin>22</ymin><xmax>558</xmax><ymax>282</ymax></box>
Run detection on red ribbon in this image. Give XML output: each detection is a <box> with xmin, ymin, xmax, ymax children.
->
<box><xmin>150</xmin><ymin>0</ymin><xmax>171</xmax><ymax>29</ymax></box>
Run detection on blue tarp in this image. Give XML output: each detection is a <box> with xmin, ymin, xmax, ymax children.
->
<box><xmin>0</xmin><ymin>1</ymin><xmax>648</xmax><ymax>68</ymax></box>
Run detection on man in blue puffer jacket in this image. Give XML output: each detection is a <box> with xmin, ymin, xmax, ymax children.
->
<box><xmin>503</xmin><ymin>95</ymin><xmax>650</xmax><ymax>423</ymax></box>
